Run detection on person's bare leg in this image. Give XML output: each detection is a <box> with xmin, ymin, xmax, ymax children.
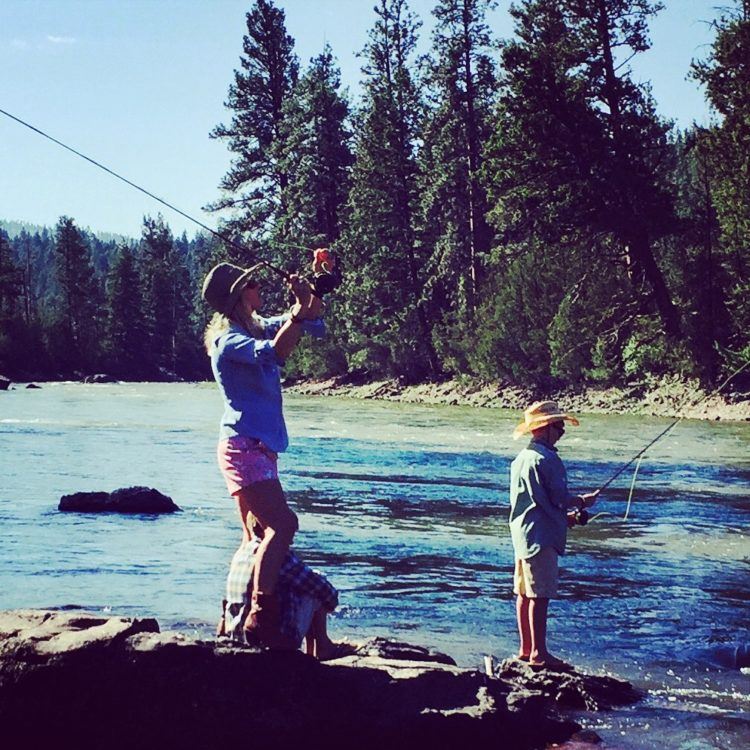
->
<box><xmin>235</xmin><ymin>479</ymin><xmax>298</xmax><ymax>594</ymax></box>
<box><xmin>516</xmin><ymin>595</ymin><xmax>532</xmax><ymax>660</ymax></box>
<box><xmin>304</xmin><ymin>624</ymin><xmax>316</xmax><ymax>657</ymax></box>
<box><xmin>309</xmin><ymin>608</ymin><xmax>334</xmax><ymax>658</ymax></box>
<box><xmin>528</xmin><ymin>598</ymin><xmax>567</xmax><ymax>666</ymax></box>
<box><xmin>529</xmin><ymin>597</ymin><xmax>549</xmax><ymax>662</ymax></box>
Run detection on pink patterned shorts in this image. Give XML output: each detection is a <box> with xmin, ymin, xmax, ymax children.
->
<box><xmin>217</xmin><ymin>436</ymin><xmax>279</xmax><ymax>496</ymax></box>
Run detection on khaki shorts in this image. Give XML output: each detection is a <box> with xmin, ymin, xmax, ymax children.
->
<box><xmin>513</xmin><ymin>547</ymin><xmax>559</xmax><ymax>599</ymax></box>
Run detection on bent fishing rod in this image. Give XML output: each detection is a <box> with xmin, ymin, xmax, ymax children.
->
<box><xmin>0</xmin><ymin>106</ymin><xmax>341</xmax><ymax>296</ymax></box>
<box><xmin>596</xmin><ymin>358</ymin><xmax>750</xmax><ymax>495</ymax></box>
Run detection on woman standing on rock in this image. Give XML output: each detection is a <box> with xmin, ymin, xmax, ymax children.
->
<box><xmin>202</xmin><ymin>260</ymin><xmax>323</xmax><ymax>647</ymax></box>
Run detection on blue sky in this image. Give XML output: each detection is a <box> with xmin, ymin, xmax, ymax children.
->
<box><xmin>0</xmin><ymin>0</ymin><xmax>722</xmax><ymax>239</ymax></box>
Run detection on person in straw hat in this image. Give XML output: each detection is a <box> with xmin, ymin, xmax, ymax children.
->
<box><xmin>202</xmin><ymin>259</ymin><xmax>325</xmax><ymax>648</ymax></box>
<box><xmin>509</xmin><ymin>401</ymin><xmax>599</xmax><ymax>668</ymax></box>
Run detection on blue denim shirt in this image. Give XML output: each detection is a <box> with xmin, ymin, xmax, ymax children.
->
<box><xmin>509</xmin><ymin>439</ymin><xmax>577</xmax><ymax>559</ymax></box>
<box><xmin>209</xmin><ymin>314</ymin><xmax>325</xmax><ymax>453</ymax></box>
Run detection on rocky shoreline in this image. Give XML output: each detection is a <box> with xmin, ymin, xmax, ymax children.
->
<box><xmin>5</xmin><ymin>371</ymin><xmax>749</xmax><ymax>421</ymax></box>
<box><xmin>286</xmin><ymin>374</ymin><xmax>750</xmax><ymax>421</ymax></box>
<box><xmin>0</xmin><ymin>610</ymin><xmax>640</xmax><ymax>749</ymax></box>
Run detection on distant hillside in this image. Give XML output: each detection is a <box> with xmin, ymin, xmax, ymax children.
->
<box><xmin>0</xmin><ymin>219</ymin><xmax>133</xmax><ymax>245</ymax></box>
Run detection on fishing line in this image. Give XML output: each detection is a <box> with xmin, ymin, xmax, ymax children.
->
<box><xmin>593</xmin><ymin>358</ymin><xmax>750</xmax><ymax>517</ymax></box>
<box><xmin>623</xmin><ymin>454</ymin><xmax>643</xmax><ymax>521</ymax></box>
<box><xmin>0</xmin><ymin>106</ymin><xmax>310</xmax><ymax>280</ymax></box>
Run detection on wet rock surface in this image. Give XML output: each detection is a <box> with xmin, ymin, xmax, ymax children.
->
<box><xmin>496</xmin><ymin>657</ymin><xmax>643</xmax><ymax>711</ymax></box>
<box><xmin>58</xmin><ymin>486</ymin><xmax>181</xmax><ymax>513</ymax></box>
<box><xmin>0</xmin><ymin>610</ymin><xmax>583</xmax><ymax>750</ymax></box>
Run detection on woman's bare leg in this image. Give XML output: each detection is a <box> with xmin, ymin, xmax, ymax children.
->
<box><xmin>235</xmin><ymin>479</ymin><xmax>298</xmax><ymax>594</ymax></box>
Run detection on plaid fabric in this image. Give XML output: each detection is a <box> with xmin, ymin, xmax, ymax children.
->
<box><xmin>224</xmin><ymin>540</ymin><xmax>338</xmax><ymax>645</ymax></box>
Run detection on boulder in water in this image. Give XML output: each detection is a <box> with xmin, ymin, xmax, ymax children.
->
<box><xmin>0</xmin><ymin>375</ymin><xmax>11</xmax><ymax>390</ymax></box>
<box><xmin>58</xmin><ymin>486</ymin><xmax>181</xmax><ymax>514</ymax></box>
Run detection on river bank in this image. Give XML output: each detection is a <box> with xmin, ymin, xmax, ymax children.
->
<box><xmin>285</xmin><ymin>373</ymin><xmax>750</xmax><ymax>421</ymax></box>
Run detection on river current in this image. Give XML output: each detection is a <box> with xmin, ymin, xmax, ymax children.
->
<box><xmin>1</xmin><ymin>382</ymin><xmax>748</xmax><ymax>748</ymax></box>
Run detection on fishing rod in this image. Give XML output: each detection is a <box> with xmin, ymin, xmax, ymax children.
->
<box><xmin>596</xmin><ymin>358</ymin><xmax>750</xmax><ymax>495</ymax></box>
<box><xmin>0</xmin><ymin>106</ymin><xmax>341</xmax><ymax>296</ymax></box>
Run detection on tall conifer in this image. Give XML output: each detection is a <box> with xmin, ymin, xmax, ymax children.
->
<box><xmin>50</xmin><ymin>217</ymin><xmax>100</xmax><ymax>371</ymax></box>
<box><xmin>481</xmin><ymin>0</ymin><xmax>680</xmax><ymax>381</ymax></box>
<box><xmin>209</xmin><ymin>0</ymin><xmax>299</xmax><ymax>256</ymax></box>
<box><xmin>692</xmin><ymin>0</ymin><xmax>750</xmax><ymax>366</ymax></box>
<box><xmin>418</xmin><ymin>0</ymin><xmax>497</xmax><ymax>369</ymax></box>
<box><xmin>341</xmin><ymin>0</ymin><xmax>437</xmax><ymax>378</ymax></box>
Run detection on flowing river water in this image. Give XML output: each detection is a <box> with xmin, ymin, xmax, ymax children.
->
<box><xmin>1</xmin><ymin>382</ymin><xmax>748</xmax><ymax>748</ymax></box>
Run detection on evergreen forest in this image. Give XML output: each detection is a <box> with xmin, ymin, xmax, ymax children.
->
<box><xmin>1</xmin><ymin>0</ymin><xmax>748</xmax><ymax>388</ymax></box>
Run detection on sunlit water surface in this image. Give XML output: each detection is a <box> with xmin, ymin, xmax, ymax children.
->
<box><xmin>1</xmin><ymin>383</ymin><xmax>748</xmax><ymax>748</ymax></box>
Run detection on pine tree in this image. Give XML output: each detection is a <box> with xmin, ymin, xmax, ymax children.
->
<box><xmin>418</xmin><ymin>0</ymin><xmax>497</xmax><ymax>370</ymax></box>
<box><xmin>140</xmin><ymin>215</ymin><xmax>179</xmax><ymax>377</ymax></box>
<box><xmin>340</xmin><ymin>0</ymin><xmax>437</xmax><ymax>378</ymax></box>
<box><xmin>691</xmin><ymin>0</ymin><xmax>750</xmax><ymax>368</ymax></box>
<box><xmin>209</xmin><ymin>0</ymin><xmax>299</xmax><ymax>254</ymax></box>
<box><xmin>0</xmin><ymin>230</ymin><xmax>22</xmax><ymax>373</ymax></box>
<box><xmin>104</xmin><ymin>244</ymin><xmax>148</xmax><ymax>378</ymax></box>
<box><xmin>270</xmin><ymin>45</ymin><xmax>355</xmax><ymax>377</ymax></box>
<box><xmin>50</xmin><ymin>217</ymin><xmax>101</xmax><ymax>372</ymax></box>
<box><xmin>481</xmin><ymin>0</ymin><xmax>680</xmax><ymax>382</ymax></box>
<box><xmin>277</xmin><ymin>45</ymin><xmax>354</xmax><ymax>248</ymax></box>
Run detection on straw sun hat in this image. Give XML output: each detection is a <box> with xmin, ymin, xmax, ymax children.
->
<box><xmin>202</xmin><ymin>262</ymin><xmax>265</xmax><ymax>316</ymax></box>
<box><xmin>512</xmin><ymin>400</ymin><xmax>580</xmax><ymax>440</ymax></box>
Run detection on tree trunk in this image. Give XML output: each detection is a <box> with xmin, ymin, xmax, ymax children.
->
<box><xmin>595</xmin><ymin>0</ymin><xmax>682</xmax><ymax>339</ymax></box>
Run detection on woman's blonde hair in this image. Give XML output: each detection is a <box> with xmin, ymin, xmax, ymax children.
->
<box><xmin>203</xmin><ymin>307</ymin><xmax>265</xmax><ymax>354</ymax></box>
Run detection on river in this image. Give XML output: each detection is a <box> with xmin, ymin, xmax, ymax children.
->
<box><xmin>1</xmin><ymin>382</ymin><xmax>748</xmax><ymax>748</ymax></box>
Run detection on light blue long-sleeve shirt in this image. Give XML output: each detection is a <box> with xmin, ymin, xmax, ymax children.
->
<box><xmin>209</xmin><ymin>314</ymin><xmax>325</xmax><ymax>453</ymax></box>
<box><xmin>509</xmin><ymin>439</ymin><xmax>577</xmax><ymax>559</ymax></box>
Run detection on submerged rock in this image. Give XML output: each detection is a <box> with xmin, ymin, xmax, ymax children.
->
<box><xmin>0</xmin><ymin>609</ymin><xmax>579</xmax><ymax>749</ymax></box>
<box><xmin>496</xmin><ymin>657</ymin><xmax>642</xmax><ymax>712</ymax></box>
<box><xmin>58</xmin><ymin>486</ymin><xmax>181</xmax><ymax>514</ymax></box>
<box><xmin>25</xmin><ymin>383</ymin><xmax>41</xmax><ymax>389</ymax></box>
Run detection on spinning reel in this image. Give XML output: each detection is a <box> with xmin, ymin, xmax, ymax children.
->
<box><xmin>568</xmin><ymin>507</ymin><xmax>589</xmax><ymax>527</ymax></box>
<box><xmin>307</xmin><ymin>248</ymin><xmax>342</xmax><ymax>298</ymax></box>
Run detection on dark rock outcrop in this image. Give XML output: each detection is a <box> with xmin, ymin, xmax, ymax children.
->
<box><xmin>59</xmin><ymin>486</ymin><xmax>181</xmax><ymax>513</ymax></box>
<box><xmin>25</xmin><ymin>383</ymin><xmax>41</xmax><ymax>389</ymax></box>
<box><xmin>496</xmin><ymin>657</ymin><xmax>643</xmax><ymax>711</ymax></box>
<box><xmin>0</xmin><ymin>375</ymin><xmax>11</xmax><ymax>390</ymax></box>
<box><xmin>0</xmin><ymin>610</ymin><xmax>580</xmax><ymax>750</ymax></box>
<box><xmin>84</xmin><ymin>373</ymin><xmax>118</xmax><ymax>383</ymax></box>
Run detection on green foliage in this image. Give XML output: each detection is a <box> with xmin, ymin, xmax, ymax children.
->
<box><xmin>691</xmin><ymin>2</ymin><xmax>750</xmax><ymax>375</ymax></box>
<box><xmin>2</xmin><ymin>0</ymin><xmax>748</xmax><ymax>388</ymax></box>
<box><xmin>338</xmin><ymin>0</ymin><xmax>438</xmax><ymax>379</ymax></box>
<box><xmin>51</xmin><ymin>217</ymin><xmax>102</xmax><ymax>373</ymax></box>
<box><xmin>208</xmin><ymin>0</ymin><xmax>299</xmax><ymax>245</ymax></box>
<box><xmin>418</xmin><ymin>0</ymin><xmax>498</xmax><ymax>370</ymax></box>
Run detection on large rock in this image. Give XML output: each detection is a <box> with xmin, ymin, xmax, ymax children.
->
<box><xmin>496</xmin><ymin>657</ymin><xmax>642</xmax><ymax>712</ymax></box>
<box><xmin>59</xmin><ymin>486</ymin><xmax>181</xmax><ymax>513</ymax></box>
<box><xmin>0</xmin><ymin>610</ymin><xmax>580</xmax><ymax>749</ymax></box>
<box><xmin>0</xmin><ymin>375</ymin><xmax>11</xmax><ymax>390</ymax></box>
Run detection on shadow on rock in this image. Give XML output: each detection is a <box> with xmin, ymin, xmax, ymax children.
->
<box><xmin>0</xmin><ymin>609</ymin><xmax>579</xmax><ymax>750</ymax></box>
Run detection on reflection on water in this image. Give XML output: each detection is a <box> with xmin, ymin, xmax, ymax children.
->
<box><xmin>0</xmin><ymin>383</ymin><xmax>748</xmax><ymax>748</ymax></box>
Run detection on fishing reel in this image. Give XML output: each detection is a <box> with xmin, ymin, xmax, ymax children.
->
<box><xmin>568</xmin><ymin>507</ymin><xmax>589</xmax><ymax>527</ymax></box>
<box><xmin>307</xmin><ymin>248</ymin><xmax>342</xmax><ymax>297</ymax></box>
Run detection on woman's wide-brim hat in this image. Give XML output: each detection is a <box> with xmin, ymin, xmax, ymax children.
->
<box><xmin>512</xmin><ymin>400</ymin><xmax>580</xmax><ymax>440</ymax></box>
<box><xmin>201</xmin><ymin>262</ymin><xmax>264</xmax><ymax>316</ymax></box>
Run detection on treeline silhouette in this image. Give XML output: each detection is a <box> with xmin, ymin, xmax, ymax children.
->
<box><xmin>1</xmin><ymin>0</ymin><xmax>748</xmax><ymax>386</ymax></box>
